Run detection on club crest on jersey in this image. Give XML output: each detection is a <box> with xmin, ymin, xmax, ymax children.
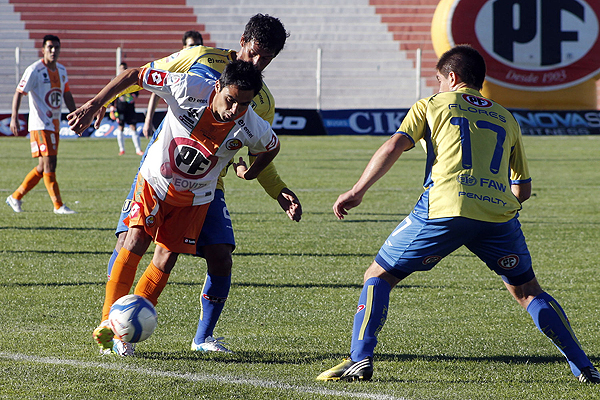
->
<box><xmin>225</xmin><ymin>139</ymin><xmax>242</xmax><ymax>150</ymax></box>
<box><xmin>462</xmin><ymin>94</ymin><xmax>492</xmax><ymax>108</ymax></box>
<box><xmin>497</xmin><ymin>254</ymin><xmax>519</xmax><ymax>270</ymax></box>
<box><xmin>168</xmin><ymin>137</ymin><xmax>218</xmax><ymax>179</ymax></box>
<box><xmin>148</xmin><ymin>69</ymin><xmax>167</xmax><ymax>86</ymax></box>
<box><xmin>457</xmin><ymin>174</ymin><xmax>477</xmax><ymax>186</ymax></box>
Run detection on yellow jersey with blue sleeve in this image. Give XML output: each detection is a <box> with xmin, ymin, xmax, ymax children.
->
<box><xmin>398</xmin><ymin>87</ymin><xmax>530</xmax><ymax>223</ymax></box>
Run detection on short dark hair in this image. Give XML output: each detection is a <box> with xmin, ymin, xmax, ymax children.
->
<box><xmin>119</xmin><ymin>62</ymin><xmax>128</xmax><ymax>69</ymax></box>
<box><xmin>241</xmin><ymin>14</ymin><xmax>288</xmax><ymax>56</ymax></box>
<box><xmin>218</xmin><ymin>60</ymin><xmax>263</xmax><ymax>96</ymax></box>
<box><xmin>182</xmin><ymin>30</ymin><xmax>203</xmax><ymax>46</ymax></box>
<box><xmin>42</xmin><ymin>35</ymin><xmax>60</xmax><ymax>47</ymax></box>
<box><xmin>436</xmin><ymin>45</ymin><xmax>486</xmax><ymax>90</ymax></box>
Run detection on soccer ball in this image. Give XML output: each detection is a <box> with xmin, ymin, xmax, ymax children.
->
<box><xmin>108</xmin><ymin>294</ymin><xmax>158</xmax><ymax>343</ymax></box>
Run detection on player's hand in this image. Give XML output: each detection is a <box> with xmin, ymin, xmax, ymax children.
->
<box><xmin>277</xmin><ymin>188</ymin><xmax>302</xmax><ymax>222</ymax></box>
<box><xmin>233</xmin><ymin>157</ymin><xmax>248</xmax><ymax>179</ymax></box>
<box><xmin>142</xmin><ymin>120</ymin><xmax>154</xmax><ymax>138</ymax></box>
<box><xmin>67</xmin><ymin>102</ymin><xmax>105</xmax><ymax>136</ymax></box>
<box><xmin>333</xmin><ymin>190</ymin><xmax>363</xmax><ymax>220</ymax></box>
<box><xmin>9</xmin><ymin>116</ymin><xmax>20</xmax><ymax>136</ymax></box>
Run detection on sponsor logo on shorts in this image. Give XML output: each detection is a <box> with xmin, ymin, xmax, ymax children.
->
<box><xmin>497</xmin><ymin>254</ymin><xmax>519</xmax><ymax>270</ymax></box>
<box><xmin>225</xmin><ymin>139</ymin><xmax>242</xmax><ymax>150</ymax></box>
<box><xmin>129</xmin><ymin>202</ymin><xmax>141</xmax><ymax>219</ymax></box>
<box><xmin>422</xmin><ymin>255</ymin><xmax>442</xmax><ymax>265</ymax></box>
<box><xmin>121</xmin><ymin>199</ymin><xmax>132</xmax><ymax>214</ymax></box>
<box><xmin>356</xmin><ymin>304</ymin><xmax>365</xmax><ymax>314</ymax></box>
<box><xmin>145</xmin><ymin>215</ymin><xmax>155</xmax><ymax>227</ymax></box>
<box><xmin>184</xmin><ymin>237</ymin><xmax>196</xmax><ymax>245</ymax></box>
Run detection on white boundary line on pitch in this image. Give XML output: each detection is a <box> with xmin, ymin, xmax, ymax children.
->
<box><xmin>1</xmin><ymin>352</ymin><xmax>409</xmax><ymax>400</ymax></box>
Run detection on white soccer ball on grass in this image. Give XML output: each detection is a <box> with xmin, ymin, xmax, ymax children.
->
<box><xmin>108</xmin><ymin>294</ymin><xmax>158</xmax><ymax>343</ymax></box>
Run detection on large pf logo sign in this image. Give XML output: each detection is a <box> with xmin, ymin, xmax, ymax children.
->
<box><xmin>168</xmin><ymin>137</ymin><xmax>218</xmax><ymax>180</ymax></box>
<box><xmin>447</xmin><ymin>0</ymin><xmax>600</xmax><ymax>91</ymax></box>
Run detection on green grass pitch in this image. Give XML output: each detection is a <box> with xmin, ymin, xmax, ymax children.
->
<box><xmin>1</xmin><ymin>135</ymin><xmax>599</xmax><ymax>399</ymax></box>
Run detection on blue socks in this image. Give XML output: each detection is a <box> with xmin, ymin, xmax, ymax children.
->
<box><xmin>194</xmin><ymin>273</ymin><xmax>231</xmax><ymax>345</ymax></box>
<box><xmin>527</xmin><ymin>292</ymin><xmax>592</xmax><ymax>376</ymax></box>
<box><xmin>107</xmin><ymin>248</ymin><xmax>119</xmax><ymax>280</ymax></box>
<box><xmin>350</xmin><ymin>277</ymin><xmax>391</xmax><ymax>361</ymax></box>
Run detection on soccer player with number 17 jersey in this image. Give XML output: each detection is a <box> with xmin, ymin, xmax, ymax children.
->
<box><xmin>318</xmin><ymin>45</ymin><xmax>599</xmax><ymax>384</ymax></box>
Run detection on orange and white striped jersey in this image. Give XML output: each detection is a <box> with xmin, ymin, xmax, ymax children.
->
<box><xmin>17</xmin><ymin>59</ymin><xmax>70</xmax><ymax>132</ymax></box>
<box><xmin>137</xmin><ymin>67</ymin><xmax>279</xmax><ymax>207</ymax></box>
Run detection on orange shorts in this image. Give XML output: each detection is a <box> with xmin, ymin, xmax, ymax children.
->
<box><xmin>30</xmin><ymin>130</ymin><xmax>59</xmax><ymax>157</ymax></box>
<box><xmin>124</xmin><ymin>176</ymin><xmax>209</xmax><ymax>254</ymax></box>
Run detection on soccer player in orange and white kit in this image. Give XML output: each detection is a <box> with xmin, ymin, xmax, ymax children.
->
<box><xmin>68</xmin><ymin>60</ymin><xmax>281</xmax><ymax>356</ymax></box>
<box><xmin>6</xmin><ymin>34</ymin><xmax>77</xmax><ymax>214</ymax></box>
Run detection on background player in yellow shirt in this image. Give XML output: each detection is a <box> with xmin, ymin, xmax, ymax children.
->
<box><xmin>6</xmin><ymin>35</ymin><xmax>77</xmax><ymax>215</ymax></box>
<box><xmin>317</xmin><ymin>45</ymin><xmax>599</xmax><ymax>384</ymax></box>
<box><xmin>142</xmin><ymin>30</ymin><xmax>204</xmax><ymax>138</ymax></box>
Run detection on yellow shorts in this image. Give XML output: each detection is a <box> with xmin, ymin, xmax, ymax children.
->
<box><xmin>124</xmin><ymin>176</ymin><xmax>209</xmax><ymax>254</ymax></box>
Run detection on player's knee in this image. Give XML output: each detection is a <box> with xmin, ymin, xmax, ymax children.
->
<box><xmin>204</xmin><ymin>245</ymin><xmax>234</xmax><ymax>276</ymax></box>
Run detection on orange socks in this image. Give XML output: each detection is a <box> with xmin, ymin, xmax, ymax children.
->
<box><xmin>134</xmin><ymin>262</ymin><xmax>170</xmax><ymax>307</ymax></box>
<box><xmin>13</xmin><ymin>168</ymin><xmax>43</xmax><ymax>200</ymax></box>
<box><xmin>43</xmin><ymin>172</ymin><xmax>63</xmax><ymax>209</ymax></box>
<box><xmin>102</xmin><ymin>248</ymin><xmax>142</xmax><ymax>321</ymax></box>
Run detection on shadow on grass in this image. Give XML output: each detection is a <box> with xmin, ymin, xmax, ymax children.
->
<box><xmin>1</xmin><ymin>249</ymin><xmax>111</xmax><ymax>255</ymax></box>
<box><xmin>0</xmin><ymin>226</ymin><xmax>114</xmax><ymax>232</ymax></box>
<box><xmin>137</xmin><ymin>349</ymin><xmax>573</xmax><ymax>367</ymax></box>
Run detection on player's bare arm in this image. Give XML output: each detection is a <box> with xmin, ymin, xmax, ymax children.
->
<box><xmin>67</xmin><ymin>68</ymin><xmax>140</xmax><ymax>135</ymax></box>
<box><xmin>143</xmin><ymin>93</ymin><xmax>160</xmax><ymax>138</ymax></box>
<box><xmin>511</xmin><ymin>181</ymin><xmax>532</xmax><ymax>203</ymax></box>
<box><xmin>333</xmin><ymin>133</ymin><xmax>412</xmax><ymax>220</ymax></box>
<box><xmin>233</xmin><ymin>143</ymin><xmax>280</xmax><ymax>180</ymax></box>
<box><xmin>10</xmin><ymin>91</ymin><xmax>23</xmax><ymax>136</ymax></box>
<box><xmin>63</xmin><ymin>91</ymin><xmax>77</xmax><ymax>113</ymax></box>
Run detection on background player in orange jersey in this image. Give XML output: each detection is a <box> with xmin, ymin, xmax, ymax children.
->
<box><xmin>6</xmin><ymin>35</ymin><xmax>77</xmax><ymax>214</ymax></box>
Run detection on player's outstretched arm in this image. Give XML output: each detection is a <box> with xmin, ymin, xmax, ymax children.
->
<box><xmin>333</xmin><ymin>133</ymin><xmax>412</xmax><ymax>220</ymax></box>
<box><xmin>67</xmin><ymin>68</ymin><xmax>140</xmax><ymax>136</ymax></box>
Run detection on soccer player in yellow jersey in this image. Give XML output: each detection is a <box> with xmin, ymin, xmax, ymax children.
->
<box><xmin>317</xmin><ymin>45</ymin><xmax>599</xmax><ymax>383</ymax></box>
<box><xmin>69</xmin><ymin>15</ymin><xmax>302</xmax><ymax>355</ymax></box>
<box><xmin>6</xmin><ymin>35</ymin><xmax>77</xmax><ymax>214</ymax></box>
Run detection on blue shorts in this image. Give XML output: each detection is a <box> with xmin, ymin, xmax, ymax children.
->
<box><xmin>115</xmin><ymin>188</ymin><xmax>235</xmax><ymax>258</ymax></box>
<box><xmin>375</xmin><ymin>212</ymin><xmax>534</xmax><ymax>286</ymax></box>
